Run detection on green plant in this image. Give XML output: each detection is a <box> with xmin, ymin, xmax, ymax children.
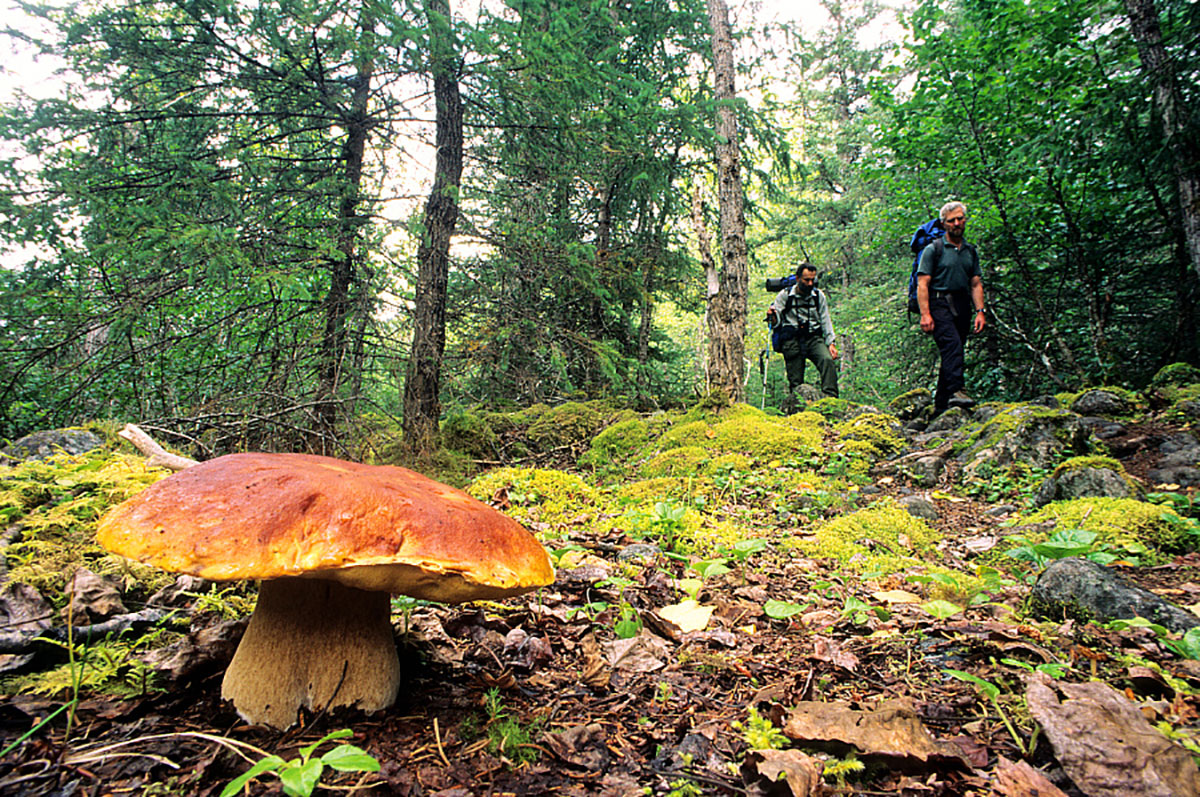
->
<box><xmin>823</xmin><ymin>752</ymin><xmax>865</xmax><ymax>788</ymax></box>
<box><xmin>732</xmin><ymin>707</ymin><xmax>788</xmax><ymax>751</ymax></box>
<box><xmin>920</xmin><ymin>600</ymin><xmax>963</xmax><ymax>620</ymax></box>
<box><xmin>763</xmin><ymin>598</ymin><xmax>809</xmax><ymax>619</ymax></box>
<box><xmin>651</xmin><ymin>500</ymin><xmax>688</xmax><ymax>552</ymax></box>
<box><xmin>1000</xmin><ymin>657</ymin><xmax>1070</xmax><ymax>678</ymax></box>
<box><xmin>943</xmin><ymin>670</ymin><xmax>1026</xmax><ymax>754</ymax></box>
<box><xmin>219</xmin><ymin>729</ymin><xmax>379</xmax><ymax>797</ymax></box>
<box><xmin>1005</xmin><ymin>527</ymin><xmax>1145</xmax><ymax>577</ymax></box>
<box><xmin>666</xmin><ymin>778</ymin><xmax>703</xmax><ymax>797</ymax></box>
<box><xmin>613</xmin><ymin>602</ymin><xmax>643</xmax><ymax>639</ymax></box>
<box><xmin>1106</xmin><ymin>617</ymin><xmax>1200</xmax><ymax>660</ymax></box>
<box><xmin>482</xmin><ymin>687</ymin><xmax>544</xmax><ymax>765</ymax></box>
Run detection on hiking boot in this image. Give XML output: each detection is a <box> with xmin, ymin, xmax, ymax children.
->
<box><xmin>947</xmin><ymin>391</ymin><xmax>976</xmax><ymax>409</ymax></box>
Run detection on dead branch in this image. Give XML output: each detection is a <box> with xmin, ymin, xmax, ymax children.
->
<box><xmin>118</xmin><ymin>425</ymin><xmax>198</xmax><ymax>471</ymax></box>
<box><xmin>0</xmin><ymin>608</ymin><xmax>177</xmax><ymax>654</ymax></box>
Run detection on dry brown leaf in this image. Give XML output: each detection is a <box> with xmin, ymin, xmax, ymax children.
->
<box><xmin>603</xmin><ymin>632</ymin><xmax>668</xmax><ymax>673</ymax></box>
<box><xmin>993</xmin><ymin>756</ymin><xmax>1069</xmax><ymax>797</ymax></box>
<box><xmin>749</xmin><ymin>749</ymin><xmax>827</xmax><ymax>796</ymax></box>
<box><xmin>580</xmin><ymin>633</ymin><xmax>610</xmax><ymax>688</ymax></box>
<box><xmin>811</xmin><ymin>637</ymin><xmax>860</xmax><ymax>671</ymax></box>
<box><xmin>1026</xmin><ymin>672</ymin><xmax>1200</xmax><ymax>797</ymax></box>
<box><xmin>783</xmin><ymin>699</ymin><xmax>968</xmax><ymax>769</ymax></box>
<box><xmin>656</xmin><ymin>599</ymin><xmax>714</xmax><ymax>633</ymax></box>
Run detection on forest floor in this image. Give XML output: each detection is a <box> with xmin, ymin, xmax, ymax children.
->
<box><xmin>1</xmin><ymin>416</ymin><xmax>1199</xmax><ymax>796</ymax></box>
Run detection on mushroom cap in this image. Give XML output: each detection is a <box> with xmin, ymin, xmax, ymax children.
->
<box><xmin>97</xmin><ymin>452</ymin><xmax>554</xmax><ymax>602</ymax></box>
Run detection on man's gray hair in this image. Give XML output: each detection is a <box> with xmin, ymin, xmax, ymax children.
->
<box><xmin>940</xmin><ymin>201</ymin><xmax>966</xmax><ymax>220</ymax></box>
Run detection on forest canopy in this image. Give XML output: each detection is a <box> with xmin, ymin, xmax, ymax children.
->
<box><xmin>0</xmin><ymin>0</ymin><xmax>1197</xmax><ymax>454</ymax></box>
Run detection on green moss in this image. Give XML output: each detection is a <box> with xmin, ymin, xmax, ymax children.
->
<box><xmin>640</xmin><ymin>446</ymin><xmax>711</xmax><ymax>479</ymax></box>
<box><xmin>704</xmin><ymin>453</ymin><xmax>753</xmax><ymax>475</ymax></box>
<box><xmin>4</xmin><ymin>452</ymin><xmax>171</xmax><ymax>599</ymax></box>
<box><xmin>526</xmin><ymin>402</ymin><xmax>605</xmax><ymax>450</ymax></box>
<box><xmin>466</xmin><ymin>467</ymin><xmax>596</xmax><ymax>529</ymax></box>
<box><xmin>441</xmin><ymin>411</ymin><xmax>499</xmax><ymax>459</ymax></box>
<box><xmin>658</xmin><ymin>420</ymin><xmax>712</xmax><ymax>450</ymax></box>
<box><xmin>612</xmin><ymin>478</ymin><xmax>699</xmax><ymax>506</ymax></box>
<box><xmin>808</xmin><ymin>397</ymin><xmax>854</xmax><ymax>421</ymax></box>
<box><xmin>578</xmin><ymin>417</ymin><xmax>650</xmax><ymax>468</ymax></box>
<box><xmin>791</xmin><ymin>501</ymin><xmax>941</xmax><ymax>571</ymax></box>
<box><xmin>1022</xmin><ymin>497</ymin><xmax>1193</xmax><ymax>553</ymax></box>
<box><xmin>834</xmin><ymin>413</ymin><xmax>905</xmax><ymax>458</ymax></box>
<box><xmin>709</xmin><ymin>412</ymin><xmax>824</xmax><ymax>462</ymax></box>
<box><xmin>954</xmin><ymin>404</ymin><xmax>1085</xmax><ymax>457</ymax></box>
<box><xmin>1151</xmin><ymin>363</ymin><xmax>1200</xmax><ymax>390</ymax></box>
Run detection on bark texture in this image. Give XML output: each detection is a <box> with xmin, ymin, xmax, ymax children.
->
<box><xmin>402</xmin><ymin>0</ymin><xmax>464</xmax><ymax>457</ymax></box>
<box><xmin>704</xmin><ymin>0</ymin><xmax>749</xmax><ymax>402</ymax></box>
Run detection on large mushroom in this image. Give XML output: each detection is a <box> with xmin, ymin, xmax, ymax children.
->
<box><xmin>96</xmin><ymin>452</ymin><xmax>554</xmax><ymax>729</ymax></box>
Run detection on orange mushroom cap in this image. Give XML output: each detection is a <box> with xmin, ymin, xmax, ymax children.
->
<box><xmin>97</xmin><ymin>452</ymin><xmax>554</xmax><ymax>602</ymax></box>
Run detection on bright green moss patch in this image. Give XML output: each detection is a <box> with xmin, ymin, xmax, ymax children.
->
<box><xmin>807</xmin><ymin>397</ymin><xmax>853</xmax><ymax>421</ymax></box>
<box><xmin>657</xmin><ymin>421</ymin><xmax>712</xmax><ymax>450</ymax></box>
<box><xmin>834</xmin><ymin>413</ymin><xmax>905</xmax><ymax>458</ymax></box>
<box><xmin>709</xmin><ymin>412</ymin><xmax>824</xmax><ymax>462</ymax></box>
<box><xmin>705</xmin><ymin>453</ymin><xmax>753</xmax><ymax>475</ymax></box>
<box><xmin>466</xmin><ymin>467</ymin><xmax>596</xmax><ymax>529</ymax></box>
<box><xmin>578</xmin><ymin>418</ymin><xmax>650</xmax><ymax>468</ymax></box>
<box><xmin>1151</xmin><ymin>363</ymin><xmax>1200</xmax><ymax>390</ymax></box>
<box><xmin>1022</xmin><ymin>497</ymin><xmax>1194</xmax><ymax>553</ymax></box>
<box><xmin>3</xmin><ymin>452</ymin><xmax>171</xmax><ymax>599</ymax></box>
<box><xmin>640</xmin><ymin>446</ymin><xmax>711</xmax><ymax>479</ymax></box>
<box><xmin>791</xmin><ymin>502</ymin><xmax>941</xmax><ymax>572</ymax></box>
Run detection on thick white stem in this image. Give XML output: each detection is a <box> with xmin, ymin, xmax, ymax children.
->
<box><xmin>221</xmin><ymin>578</ymin><xmax>400</xmax><ymax>729</ymax></box>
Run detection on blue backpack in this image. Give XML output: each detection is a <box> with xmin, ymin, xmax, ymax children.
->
<box><xmin>906</xmin><ymin>218</ymin><xmax>945</xmax><ymax>313</ymax></box>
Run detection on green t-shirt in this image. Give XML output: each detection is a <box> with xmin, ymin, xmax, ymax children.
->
<box><xmin>917</xmin><ymin>241</ymin><xmax>979</xmax><ymax>292</ymax></box>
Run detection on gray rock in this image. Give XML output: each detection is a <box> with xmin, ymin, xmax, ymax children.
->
<box><xmin>1147</xmin><ymin>465</ymin><xmax>1200</xmax><ymax>488</ymax></box>
<box><xmin>1176</xmin><ymin>400</ymin><xmax>1200</xmax><ymax>420</ymax></box>
<box><xmin>1031</xmin><ymin>558</ymin><xmax>1200</xmax><ymax>633</ymax></box>
<box><xmin>1159</xmin><ymin>432</ymin><xmax>1200</xmax><ymax>456</ymax></box>
<box><xmin>1078</xmin><ymin>416</ymin><xmax>1127</xmax><ymax>439</ymax></box>
<box><xmin>957</xmin><ymin>406</ymin><xmax>1090</xmax><ymax>480</ymax></box>
<box><xmin>617</xmin><ymin>544</ymin><xmax>662</xmax><ymax>563</ymax></box>
<box><xmin>898</xmin><ymin>495</ymin><xmax>939</xmax><ymax>522</ymax></box>
<box><xmin>1032</xmin><ymin>466</ymin><xmax>1137</xmax><ymax>508</ymax></box>
<box><xmin>1029</xmin><ymin>395</ymin><xmax>1061</xmax><ymax>409</ymax></box>
<box><xmin>3</xmin><ymin>429</ymin><xmax>104</xmax><ymax>462</ymax></box>
<box><xmin>1070</xmin><ymin>389</ymin><xmax>1130</xmax><ymax>416</ymax></box>
<box><xmin>904</xmin><ymin>455</ymin><xmax>945</xmax><ymax>488</ymax></box>
<box><xmin>985</xmin><ymin>503</ymin><xmax>1020</xmax><ymax>517</ymax></box>
<box><xmin>926</xmin><ymin>407</ymin><xmax>969</xmax><ymax>433</ymax></box>
<box><xmin>888</xmin><ymin>391</ymin><xmax>932</xmax><ymax>421</ymax></box>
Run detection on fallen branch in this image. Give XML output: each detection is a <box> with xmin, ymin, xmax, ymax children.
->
<box><xmin>118</xmin><ymin>424</ymin><xmax>198</xmax><ymax>471</ymax></box>
<box><xmin>0</xmin><ymin>608</ymin><xmax>176</xmax><ymax>653</ymax></box>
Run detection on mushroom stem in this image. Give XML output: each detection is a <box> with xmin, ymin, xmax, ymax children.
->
<box><xmin>221</xmin><ymin>578</ymin><xmax>401</xmax><ymax>729</ymax></box>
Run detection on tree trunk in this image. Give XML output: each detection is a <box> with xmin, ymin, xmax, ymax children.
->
<box><xmin>704</xmin><ymin>0</ymin><xmax>749</xmax><ymax>403</ymax></box>
<box><xmin>317</xmin><ymin>13</ymin><xmax>375</xmax><ymax>445</ymax></box>
<box><xmin>1125</xmin><ymin>0</ymin><xmax>1200</xmax><ymax>284</ymax></box>
<box><xmin>402</xmin><ymin>0</ymin><xmax>464</xmax><ymax>457</ymax></box>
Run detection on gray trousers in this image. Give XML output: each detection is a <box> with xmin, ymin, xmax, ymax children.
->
<box><xmin>779</xmin><ymin>334</ymin><xmax>838</xmax><ymax>398</ymax></box>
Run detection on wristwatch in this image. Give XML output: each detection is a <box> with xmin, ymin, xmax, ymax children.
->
<box><xmin>975</xmin><ymin>308</ymin><xmax>986</xmax><ymax>314</ymax></box>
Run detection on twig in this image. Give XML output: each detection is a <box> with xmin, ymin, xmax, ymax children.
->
<box><xmin>118</xmin><ymin>424</ymin><xmax>198</xmax><ymax>471</ymax></box>
<box><xmin>433</xmin><ymin>717</ymin><xmax>451</xmax><ymax>767</ymax></box>
<box><xmin>0</xmin><ymin>608</ymin><xmax>174</xmax><ymax>653</ymax></box>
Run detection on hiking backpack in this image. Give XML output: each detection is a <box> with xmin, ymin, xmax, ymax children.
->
<box><xmin>906</xmin><ymin>218</ymin><xmax>945</xmax><ymax>313</ymax></box>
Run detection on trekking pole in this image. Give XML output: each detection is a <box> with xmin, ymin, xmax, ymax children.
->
<box><xmin>759</xmin><ymin>317</ymin><xmax>773</xmax><ymax>410</ymax></box>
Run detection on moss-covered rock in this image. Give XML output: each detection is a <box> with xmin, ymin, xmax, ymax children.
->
<box><xmin>578</xmin><ymin>417</ymin><xmax>650</xmax><ymax>469</ymax></box>
<box><xmin>640</xmin><ymin>446</ymin><xmax>711</xmax><ymax>479</ymax></box>
<box><xmin>526</xmin><ymin>402</ymin><xmax>607</xmax><ymax>451</ymax></box>
<box><xmin>887</xmin><ymin>389</ymin><xmax>933</xmax><ymax>422</ymax></box>
<box><xmin>1151</xmin><ymin>363</ymin><xmax>1200</xmax><ymax>391</ymax></box>
<box><xmin>1031</xmin><ymin>456</ymin><xmax>1142</xmax><ymax>507</ymax></box>
<box><xmin>441</xmin><ymin>411</ymin><xmax>499</xmax><ymax>459</ymax></box>
<box><xmin>790</xmin><ymin>501</ymin><xmax>941</xmax><ymax>573</ymax></box>
<box><xmin>834</xmin><ymin>413</ymin><xmax>906</xmax><ymax>458</ymax></box>
<box><xmin>1021</xmin><ymin>497</ymin><xmax>1193</xmax><ymax>554</ymax></box>
<box><xmin>1068</xmin><ymin>387</ymin><xmax>1140</xmax><ymax>417</ymax></box>
<box><xmin>955</xmin><ymin>405</ymin><xmax>1091</xmax><ymax>480</ymax></box>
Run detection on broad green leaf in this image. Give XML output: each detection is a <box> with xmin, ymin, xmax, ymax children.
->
<box><xmin>280</xmin><ymin>759</ymin><xmax>324</xmax><ymax>797</ymax></box>
<box><xmin>763</xmin><ymin>599</ymin><xmax>807</xmax><ymax>619</ymax></box>
<box><xmin>220</xmin><ymin>755</ymin><xmax>287</xmax><ymax>797</ymax></box>
<box><xmin>322</xmin><ymin>744</ymin><xmax>382</xmax><ymax>773</ymax></box>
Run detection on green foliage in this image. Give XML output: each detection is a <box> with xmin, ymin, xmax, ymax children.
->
<box><xmin>220</xmin><ymin>729</ymin><xmax>380</xmax><ymax>797</ymax></box>
<box><xmin>441</xmin><ymin>412</ymin><xmax>499</xmax><ymax>459</ymax></box>
<box><xmin>579</xmin><ymin>418</ymin><xmax>650</xmax><ymax>469</ymax></box>
<box><xmin>793</xmin><ymin>502</ymin><xmax>940</xmax><ymax>573</ymax></box>
<box><xmin>481</xmin><ymin>688</ymin><xmax>545</xmax><ymax>765</ymax></box>
<box><xmin>1022</xmin><ymin>497</ymin><xmax>1194</xmax><ymax>554</ymax></box>
<box><xmin>1151</xmin><ymin>363</ymin><xmax>1200</xmax><ymax>391</ymax></box>
<box><xmin>943</xmin><ymin>669</ymin><xmax>1026</xmax><ymax>754</ymax></box>
<box><xmin>2</xmin><ymin>633</ymin><xmax>168</xmax><ymax>700</ymax></box>
<box><xmin>833</xmin><ymin>413</ymin><xmax>906</xmax><ymax>457</ymax></box>
<box><xmin>732</xmin><ymin>707</ymin><xmax>789</xmax><ymax>751</ymax></box>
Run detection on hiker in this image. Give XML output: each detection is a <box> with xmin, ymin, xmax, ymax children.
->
<box><xmin>767</xmin><ymin>263</ymin><xmax>839</xmax><ymax>412</ymax></box>
<box><xmin>916</xmin><ymin>201</ymin><xmax>986</xmax><ymax>415</ymax></box>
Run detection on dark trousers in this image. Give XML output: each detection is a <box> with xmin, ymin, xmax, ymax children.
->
<box><xmin>929</xmin><ymin>291</ymin><xmax>971</xmax><ymax>411</ymax></box>
<box><xmin>779</xmin><ymin>334</ymin><xmax>839</xmax><ymax>398</ymax></box>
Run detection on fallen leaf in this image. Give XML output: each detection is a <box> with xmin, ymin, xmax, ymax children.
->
<box><xmin>748</xmin><ymin>749</ymin><xmax>825</xmax><ymax>796</ymax></box>
<box><xmin>656</xmin><ymin>599</ymin><xmax>714</xmax><ymax>633</ymax></box>
<box><xmin>812</xmin><ymin>637</ymin><xmax>859</xmax><ymax>671</ymax></box>
<box><xmin>1026</xmin><ymin>673</ymin><xmax>1200</xmax><ymax>797</ymax></box>
<box><xmin>872</xmin><ymin>589</ymin><xmax>923</xmax><ymax>604</ymax></box>
<box><xmin>783</xmin><ymin>699</ymin><xmax>968</xmax><ymax>769</ymax></box>
<box><xmin>993</xmin><ymin>756</ymin><xmax>1069</xmax><ymax>797</ymax></box>
<box><xmin>541</xmin><ymin>723</ymin><xmax>610</xmax><ymax>771</ymax></box>
<box><xmin>603</xmin><ymin>632</ymin><xmax>667</xmax><ymax>673</ymax></box>
<box><xmin>580</xmin><ymin>633</ymin><xmax>610</xmax><ymax>688</ymax></box>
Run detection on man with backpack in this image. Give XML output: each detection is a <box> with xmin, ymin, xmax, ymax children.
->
<box><xmin>915</xmin><ymin>201</ymin><xmax>986</xmax><ymax>415</ymax></box>
<box><xmin>767</xmin><ymin>263</ymin><xmax>839</xmax><ymax>412</ymax></box>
